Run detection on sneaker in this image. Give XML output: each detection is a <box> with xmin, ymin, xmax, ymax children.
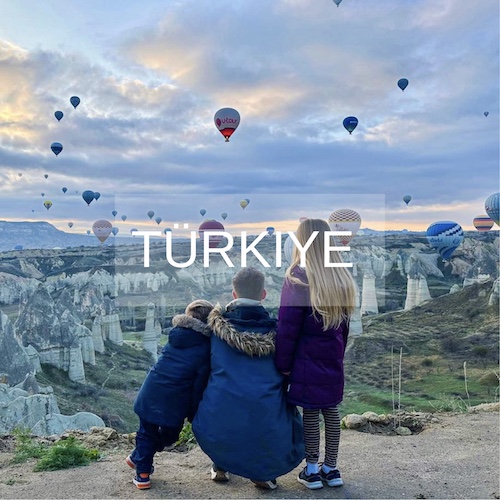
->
<box><xmin>297</xmin><ymin>467</ymin><xmax>323</xmax><ymax>490</ymax></box>
<box><xmin>251</xmin><ymin>479</ymin><xmax>278</xmax><ymax>490</ymax></box>
<box><xmin>211</xmin><ymin>466</ymin><xmax>230</xmax><ymax>482</ymax></box>
<box><xmin>133</xmin><ymin>473</ymin><xmax>151</xmax><ymax>490</ymax></box>
<box><xmin>319</xmin><ymin>466</ymin><xmax>343</xmax><ymax>487</ymax></box>
<box><xmin>126</xmin><ymin>455</ymin><xmax>154</xmax><ymax>474</ymax></box>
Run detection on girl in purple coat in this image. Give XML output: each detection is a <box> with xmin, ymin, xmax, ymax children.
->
<box><xmin>275</xmin><ymin>218</ymin><xmax>357</xmax><ymax>490</ymax></box>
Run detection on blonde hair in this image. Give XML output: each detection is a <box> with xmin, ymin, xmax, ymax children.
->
<box><xmin>185</xmin><ymin>299</ymin><xmax>214</xmax><ymax>323</ymax></box>
<box><xmin>285</xmin><ymin>218</ymin><xmax>357</xmax><ymax>330</ymax></box>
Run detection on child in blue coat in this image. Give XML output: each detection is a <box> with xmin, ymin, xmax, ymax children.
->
<box><xmin>126</xmin><ymin>299</ymin><xmax>213</xmax><ymax>490</ymax></box>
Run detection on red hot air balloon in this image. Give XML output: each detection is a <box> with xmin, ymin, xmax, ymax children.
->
<box><xmin>198</xmin><ymin>219</ymin><xmax>225</xmax><ymax>248</ymax></box>
<box><xmin>214</xmin><ymin>108</ymin><xmax>240</xmax><ymax>142</ymax></box>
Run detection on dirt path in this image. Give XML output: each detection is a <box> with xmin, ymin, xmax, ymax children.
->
<box><xmin>0</xmin><ymin>412</ymin><xmax>498</xmax><ymax>499</ymax></box>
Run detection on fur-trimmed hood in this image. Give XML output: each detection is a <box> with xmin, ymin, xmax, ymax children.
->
<box><xmin>172</xmin><ymin>314</ymin><xmax>212</xmax><ymax>337</ymax></box>
<box><xmin>208</xmin><ymin>304</ymin><xmax>276</xmax><ymax>357</ymax></box>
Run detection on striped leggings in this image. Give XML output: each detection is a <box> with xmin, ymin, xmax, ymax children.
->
<box><xmin>302</xmin><ymin>406</ymin><xmax>341</xmax><ymax>468</ymax></box>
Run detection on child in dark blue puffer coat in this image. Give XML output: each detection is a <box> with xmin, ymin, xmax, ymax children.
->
<box><xmin>126</xmin><ymin>299</ymin><xmax>213</xmax><ymax>490</ymax></box>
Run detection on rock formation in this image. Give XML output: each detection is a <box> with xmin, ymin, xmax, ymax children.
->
<box><xmin>31</xmin><ymin>412</ymin><xmax>106</xmax><ymax>436</ymax></box>
<box><xmin>0</xmin><ymin>310</ymin><xmax>34</xmax><ymax>385</ymax></box>
<box><xmin>360</xmin><ymin>273</ymin><xmax>378</xmax><ymax>315</ymax></box>
<box><xmin>142</xmin><ymin>303</ymin><xmax>158</xmax><ymax>362</ymax></box>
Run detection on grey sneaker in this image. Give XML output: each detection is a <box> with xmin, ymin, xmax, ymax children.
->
<box><xmin>319</xmin><ymin>466</ymin><xmax>343</xmax><ymax>487</ymax></box>
<box><xmin>251</xmin><ymin>479</ymin><xmax>278</xmax><ymax>490</ymax></box>
<box><xmin>211</xmin><ymin>466</ymin><xmax>229</xmax><ymax>482</ymax></box>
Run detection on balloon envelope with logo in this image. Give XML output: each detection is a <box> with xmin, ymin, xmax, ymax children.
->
<box><xmin>343</xmin><ymin>116</ymin><xmax>358</xmax><ymax>134</ymax></box>
<box><xmin>214</xmin><ymin>108</ymin><xmax>240</xmax><ymax>142</ymax></box>
<box><xmin>425</xmin><ymin>221</ymin><xmax>464</xmax><ymax>260</ymax></box>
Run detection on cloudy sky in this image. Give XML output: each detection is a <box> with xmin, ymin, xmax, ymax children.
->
<box><xmin>0</xmin><ymin>0</ymin><xmax>498</xmax><ymax>237</ymax></box>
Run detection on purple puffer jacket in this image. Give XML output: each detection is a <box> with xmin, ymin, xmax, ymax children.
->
<box><xmin>275</xmin><ymin>267</ymin><xmax>349</xmax><ymax>409</ymax></box>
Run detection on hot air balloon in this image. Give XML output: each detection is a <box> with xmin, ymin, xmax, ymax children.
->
<box><xmin>41</xmin><ymin>193</ymin><xmax>45</xmax><ymax>197</ymax></box>
<box><xmin>131</xmin><ymin>228</ymin><xmax>138</xmax><ymax>234</ymax></box>
<box><xmin>403</xmin><ymin>195</ymin><xmax>412</xmax><ymax>205</ymax></box>
<box><xmin>54</xmin><ymin>111</ymin><xmax>63</xmax><ymax>121</ymax></box>
<box><xmin>473</xmin><ymin>215</ymin><xmax>494</xmax><ymax>232</ymax></box>
<box><xmin>198</xmin><ymin>220</ymin><xmax>225</xmax><ymax>248</ymax></box>
<box><xmin>485</xmin><ymin>192</ymin><xmax>500</xmax><ymax>226</ymax></box>
<box><xmin>112</xmin><ymin>210</ymin><xmax>118</xmax><ymax>217</ymax></box>
<box><xmin>484</xmin><ymin>112</ymin><xmax>489</xmax><ymax>117</ymax></box>
<box><xmin>221</xmin><ymin>212</ymin><xmax>228</xmax><ymax>220</ymax></box>
<box><xmin>68</xmin><ymin>222</ymin><xmax>73</xmax><ymax>228</ymax></box>
<box><xmin>332</xmin><ymin>0</ymin><xmax>342</xmax><ymax>6</ymax></box>
<box><xmin>70</xmin><ymin>96</ymin><xmax>80</xmax><ymax>109</ymax></box>
<box><xmin>18</xmin><ymin>173</ymin><xmax>22</xmax><ymax>177</ymax></box>
<box><xmin>82</xmin><ymin>190</ymin><xmax>95</xmax><ymax>206</ymax></box>
<box><xmin>147</xmin><ymin>210</ymin><xmax>155</xmax><ymax>219</ymax></box>
<box><xmin>92</xmin><ymin>219</ymin><xmax>112</xmax><ymax>243</ymax></box>
<box><xmin>343</xmin><ymin>116</ymin><xmax>358</xmax><ymax>134</ymax></box>
<box><xmin>240</xmin><ymin>199</ymin><xmax>249</xmax><ymax>209</ymax></box>
<box><xmin>44</xmin><ymin>174</ymin><xmax>49</xmax><ymax>179</ymax></box>
<box><xmin>163</xmin><ymin>227</ymin><xmax>172</xmax><ymax>234</ymax></box>
<box><xmin>14</xmin><ymin>244</ymin><xmax>23</xmax><ymax>251</ymax></box>
<box><xmin>121</xmin><ymin>215</ymin><xmax>127</xmax><ymax>221</ymax></box>
<box><xmin>284</xmin><ymin>234</ymin><xmax>295</xmax><ymax>264</ymax></box>
<box><xmin>200</xmin><ymin>209</ymin><xmax>207</xmax><ymax>216</ymax></box>
<box><xmin>44</xmin><ymin>200</ymin><xmax>52</xmax><ymax>210</ymax></box>
<box><xmin>86</xmin><ymin>230</ymin><xmax>91</xmax><ymax>235</ymax></box>
<box><xmin>397</xmin><ymin>78</ymin><xmax>409</xmax><ymax>92</ymax></box>
<box><xmin>62</xmin><ymin>187</ymin><xmax>67</xmax><ymax>193</ymax></box>
<box><xmin>328</xmin><ymin>208</ymin><xmax>361</xmax><ymax>245</ymax></box>
<box><xmin>112</xmin><ymin>227</ymin><xmax>119</xmax><ymax>236</ymax></box>
<box><xmin>266</xmin><ymin>227</ymin><xmax>275</xmax><ymax>236</ymax></box>
<box><xmin>51</xmin><ymin>142</ymin><xmax>63</xmax><ymax>156</ymax></box>
<box><xmin>94</xmin><ymin>192</ymin><xmax>101</xmax><ymax>201</ymax></box>
<box><xmin>155</xmin><ymin>216</ymin><xmax>162</xmax><ymax>225</ymax></box>
<box><xmin>214</xmin><ymin>108</ymin><xmax>240</xmax><ymax>142</ymax></box>
<box><xmin>426</xmin><ymin>221</ymin><xmax>464</xmax><ymax>260</ymax></box>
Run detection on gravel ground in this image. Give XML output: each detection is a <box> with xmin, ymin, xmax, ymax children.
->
<box><xmin>0</xmin><ymin>412</ymin><xmax>498</xmax><ymax>500</ymax></box>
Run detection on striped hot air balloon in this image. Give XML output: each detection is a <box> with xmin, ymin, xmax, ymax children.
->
<box><xmin>473</xmin><ymin>215</ymin><xmax>494</xmax><ymax>232</ymax></box>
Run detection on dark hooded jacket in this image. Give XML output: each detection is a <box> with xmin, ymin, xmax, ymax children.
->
<box><xmin>192</xmin><ymin>301</ymin><xmax>305</xmax><ymax>481</ymax></box>
<box><xmin>275</xmin><ymin>267</ymin><xmax>350</xmax><ymax>409</ymax></box>
<box><xmin>134</xmin><ymin>314</ymin><xmax>211</xmax><ymax>427</ymax></box>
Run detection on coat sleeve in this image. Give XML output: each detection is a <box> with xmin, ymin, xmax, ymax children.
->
<box><xmin>275</xmin><ymin>279</ymin><xmax>308</xmax><ymax>374</ymax></box>
<box><xmin>187</xmin><ymin>361</ymin><xmax>210</xmax><ymax>423</ymax></box>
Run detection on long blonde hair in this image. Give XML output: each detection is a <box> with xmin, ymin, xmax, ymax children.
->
<box><xmin>285</xmin><ymin>218</ymin><xmax>357</xmax><ymax>330</ymax></box>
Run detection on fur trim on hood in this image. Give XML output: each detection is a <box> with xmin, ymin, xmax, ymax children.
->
<box><xmin>208</xmin><ymin>304</ymin><xmax>275</xmax><ymax>357</ymax></box>
<box><xmin>172</xmin><ymin>314</ymin><xmax>212</xmax><ymax>337</ymax></box>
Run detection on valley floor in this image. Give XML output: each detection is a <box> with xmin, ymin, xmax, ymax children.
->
<box><xmin>0</xmin><ymin>411</ymin><xmax>498</xmax><ymax>499</ymax></box>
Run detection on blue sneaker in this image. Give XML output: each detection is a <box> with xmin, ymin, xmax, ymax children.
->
<box><xmin>126</xmin><ymin>455</ymin><xmax>154</xmax><ymax>475</ymax></box>
<box><xmin>133</xmin><ymin>472</ymin><xmax>151</xmax><ymax>490</ymax></box>
<box><xmin>297</xmin><ymin>467</ymin><xmax>323</xmax><ymax>489</ymax></box>
<box><xmin>319</xmin><ymin>466</ymin><xmax>343</xmax><ymax>487</ymax></box>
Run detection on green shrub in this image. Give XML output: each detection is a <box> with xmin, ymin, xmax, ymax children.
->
<box><xmin>176</xmin><ymin>422</ymin><xmax>196</xmax><ymax>448</ymax></box>
<box><xmin>12</xmin><ymin>428</ymin><xmax>48</xmax><ymax>464</ymax></box>
<box><xmin>34</xmin><ymin>437</ymin><xmax>100</xmax><ymax>472</ymax></box>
